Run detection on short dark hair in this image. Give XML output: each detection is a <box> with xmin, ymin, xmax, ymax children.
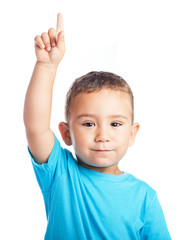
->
<box><xmin>65</xmin><ymin>71</ymin><xmax>134</xmax><ymax>123</ymax></box>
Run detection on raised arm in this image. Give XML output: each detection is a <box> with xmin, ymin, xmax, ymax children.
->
<box><xmin>24</xmin><ymin>13</ymin><xmax>65</xmax><ymax>164</ymax></box>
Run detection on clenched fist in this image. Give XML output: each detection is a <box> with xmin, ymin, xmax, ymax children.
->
<box><xmin>34</xmin><ymin>13</ymin><xmax>65</xmax><ymax>68</ymax></box>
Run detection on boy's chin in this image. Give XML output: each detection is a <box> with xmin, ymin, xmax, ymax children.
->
<box><xmin>76</xmin><ymin>156</ymin><xmax>118</xmax><ymax>168</ymax></box>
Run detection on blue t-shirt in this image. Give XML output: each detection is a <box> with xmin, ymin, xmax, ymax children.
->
<box><xmin>29</xmin><ymin>135</ymin><xmax>171</xmax><ymax>240</ymax></box>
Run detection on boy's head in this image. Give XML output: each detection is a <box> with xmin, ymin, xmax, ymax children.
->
<box><xmin>59</xmin><ymin>71</ymin><xmax>139</xmax><ymax>174</ymax></box>
<box><xmin>65</xmin><ymin>71</ymin><xmax>134</xmax><ymax>124</ymax></box>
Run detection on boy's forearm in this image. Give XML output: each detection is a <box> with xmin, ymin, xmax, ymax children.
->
<box><xmin>24</xmin><ymin>62</ymin><xmax>57</xmax><ymax>134</ymax></box>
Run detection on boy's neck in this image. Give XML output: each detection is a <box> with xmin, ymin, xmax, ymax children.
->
<box><xmin>78</xmin><ymin>161</ymin><xmax>123</xmax><ymax>175</ymax></box>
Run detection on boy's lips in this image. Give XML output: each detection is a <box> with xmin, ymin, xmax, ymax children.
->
<box><xmin>92</xmin><ymin>149</ymin><xmax>113</xmax><ymax>152</ymax></box>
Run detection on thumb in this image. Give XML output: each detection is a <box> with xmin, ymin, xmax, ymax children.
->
<box><xmin>57</xmin><ymin>31</ymin><xmax>65</xmax><ymax>51</ymax></box>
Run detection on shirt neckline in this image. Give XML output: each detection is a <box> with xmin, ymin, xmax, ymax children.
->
<box><xmin>78</xmin><ymin>162</ymin><xmax>129</xmax><ymax>182</ymax></box>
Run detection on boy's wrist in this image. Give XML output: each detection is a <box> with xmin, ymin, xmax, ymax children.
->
<box><xmin>36</xmin><ymin>61</ymin><xmax>59</xmax><ymax>71</ymax></box>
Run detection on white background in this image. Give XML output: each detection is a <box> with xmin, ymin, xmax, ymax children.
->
<box><xmin>1</xmin><ymin>0</ymin><xmax>190</xmax><ymax>239</ymax></box>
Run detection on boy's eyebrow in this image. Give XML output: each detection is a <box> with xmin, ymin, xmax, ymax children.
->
<box><xmin>77</xmin><ymin>114</ymin><xmax>96</xmax><ymax>119</ymax></box>
<box><xmin>110</xmin><ymin>115</ymin><xmax>128</xmax><ymax>120</ymax></box>
<box><xmin>76</xmin><ymin>114</ymin><xmax>128</xmax><ymax>120</ymax></box>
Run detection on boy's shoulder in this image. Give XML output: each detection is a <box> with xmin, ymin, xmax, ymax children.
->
<box><xmin>124</xmin><ymin>172</ymin><xmax>157</xmax><ymax>199</ymax></box>
<box><xmin>126</xmin><ymin>172</ymin><xmax>155</xmax><ymax>188</ymax></box>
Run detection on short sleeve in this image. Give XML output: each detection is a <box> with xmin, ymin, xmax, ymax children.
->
<box><xmin>140</xmin><ymin>193</ymin><xmax>171</xmax><ymax>239</ymax></box>
<box><xmin>28</xmin><ymin>134</ymin><xmax>66</xmax><ymax>192</ymax></box>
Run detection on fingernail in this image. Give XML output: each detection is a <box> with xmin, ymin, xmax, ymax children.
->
<box><xmin>47</xmin><ymin>46</ymin><xmax>51</xmax><ymax>51</ymax></box>
<box><xmin>52</xmin><ymin>42</ymin><xmax>56</xmax><ymax>47</ymax></box>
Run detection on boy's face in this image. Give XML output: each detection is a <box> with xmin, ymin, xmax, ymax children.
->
<box><xmin>61</xmin><ymin>89</ymin><xmax>139</xmax><ymax>175</ymax></box>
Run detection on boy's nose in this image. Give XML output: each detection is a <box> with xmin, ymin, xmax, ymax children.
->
<box><xmin>94</xmin><ymin>127</ymin><xmax>110</xmax><ymax>142</ymax></box>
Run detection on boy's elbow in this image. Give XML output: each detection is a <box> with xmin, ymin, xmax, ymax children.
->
<box><xmin>23</xmin><ymin>111</ymin><xmax>35</xmax><ymax>133</ymax></box>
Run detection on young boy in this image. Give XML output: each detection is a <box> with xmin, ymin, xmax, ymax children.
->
<box><xmin>24</xmin><ymin>13</ymin><xmax>171</xmax><ymax>239</ymax></box>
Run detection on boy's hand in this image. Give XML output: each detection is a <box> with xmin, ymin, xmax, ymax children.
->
<box><xmin>34</xmin><ymin>13</ymin><xmax>65</xmax><ymax>68</ymax></box>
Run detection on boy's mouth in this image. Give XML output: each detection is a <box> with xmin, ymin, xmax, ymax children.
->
<box><xmin>92</xmin><ymin>149</ymin><xmax>112</xmax><ymax>152</ymax></box>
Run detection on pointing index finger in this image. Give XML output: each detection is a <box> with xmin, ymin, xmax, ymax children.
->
<box><xmin>56</xmin><ymin>13</ymin><xmax>64</xmax><ymax>33</ymax></box>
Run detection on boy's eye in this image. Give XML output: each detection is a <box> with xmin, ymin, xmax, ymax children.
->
<box><xmin>82</xmin><ymin>122</ymin><xmax>95</xmax><ymax>127</ymax></box>
<box><xmin>111</xmin><ymin>122</ymin><xmax>121</xmax><ymax>127</ymax></box>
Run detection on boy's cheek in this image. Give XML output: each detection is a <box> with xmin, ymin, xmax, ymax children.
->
<box><xmin>70</xmin><ymin>131</ymin><xmax>88</xmax><ymax>151</ymax></box>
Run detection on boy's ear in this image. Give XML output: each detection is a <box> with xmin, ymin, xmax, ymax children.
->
<box><xmin>59</xmin><ymin>122</ymin><xmax>72</xmax><ymax>146</ymax></box>
<box><xmin>129</xmin><ymin>123</ymin><xmax>140</xmax><ymax>147</ymax></box>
